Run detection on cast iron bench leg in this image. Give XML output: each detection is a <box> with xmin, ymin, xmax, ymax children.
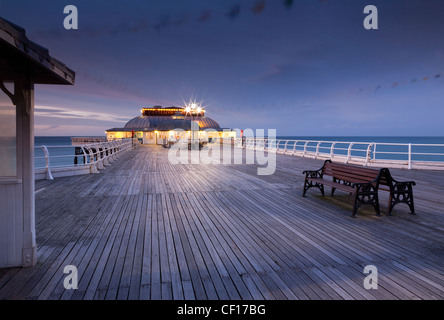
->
<box><xmin>388</xmin><ymin>183</ymin><xmax>416</xmax><ymax>215</ymax></box>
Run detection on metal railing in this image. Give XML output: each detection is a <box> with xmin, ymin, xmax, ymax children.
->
<box><xmin>34</xmin><ymin>138</ymin><xmax>137</xmax><ymax>180</ymax></box>
<box><xmin>236</xmin><ymin>138</ymin><xmax>444</xmax><ymax>170</ymax></box>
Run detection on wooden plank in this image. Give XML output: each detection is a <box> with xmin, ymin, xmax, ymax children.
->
<box><xmin>150</xmin><ymin>193</ymin><xmax>162</xmax><ymax>300</ymax></box>
<box><xmin>171</xmin><ymin>193</ymin><xmax>208</xmax><ymax>300</ymax></box>
<box><xmin>161</xmin><ymin>193</ymin><xmax>184</xmax><ymax>300</ymax></box>
<box><xmin>1</xmin><ymin>145</ymin><xmax>444</xmax><ymax>301</ymax></box>
<box><xmin>77</xmin><ymin>195</ymin><xmax>131</xmax><ymax>300</ymax></box>
<box><xmin>92</xmin><ymin>195</ymin><xmax>134</xmax><ymax>300</ymax></box>
<box><xmin>128</xmin><ymin>194</ymin><xmax>147</xmax><ymax>300</ymax></box>
<box><xmin>139</xmin><ymin>194</ymin><xmax>153</xmax><ymax>299</ymax></box>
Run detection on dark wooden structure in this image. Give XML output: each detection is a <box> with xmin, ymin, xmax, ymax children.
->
<box><xmin>0</xmin><ymin>17</ymin><xmax>74</xmax><ymax>268</ymax></box>
<box><xmin>303</xmin><ymin>160</ymin><xmax>415</xmax><ymax>217</ymax></box>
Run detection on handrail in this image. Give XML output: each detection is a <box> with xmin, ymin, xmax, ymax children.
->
<box><xmin>235</xmin><ymin>138</ymin><xmax>444</xmax><ymax>170</ymax></box>
<box><xmin>41</xmin><ymin>145</ymin><xmax>54</xmax><ymax>180</ymax></box>
<box><xmin>34</xmin><ymin>138</ymin><xmax>136</xmax><ymax>180</ymax></box>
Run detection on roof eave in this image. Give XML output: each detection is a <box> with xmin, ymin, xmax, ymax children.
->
<box><xmin>0</xmin><ymin>17</ymin><xmax>75</xmax><ymax>85</ymax></box>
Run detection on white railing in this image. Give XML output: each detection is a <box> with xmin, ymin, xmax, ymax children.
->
<box><xmin>34</xmin><ymin>138</ymin><xmax>138</xmax><ymax>180</ymax></box>
<box><xmin>236</xmin><ymin>138</ymin><xmax>444</xmax><ymax>170</ymax></box>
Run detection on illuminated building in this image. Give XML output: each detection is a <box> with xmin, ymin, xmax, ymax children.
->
<box><xmin>106</xmin><ymin>105</ymin><xmax>236</xmax><ymax>144</ymax></box>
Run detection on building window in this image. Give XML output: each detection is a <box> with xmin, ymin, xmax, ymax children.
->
<box><xmin>0</xmin><ymin>82</ymin><xmax>16</xmax><ymax>177</ymax></box>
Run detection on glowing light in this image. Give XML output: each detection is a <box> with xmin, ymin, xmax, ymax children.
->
<box><xmin>183</xmin><ymin>99</ymin><xmax>205</xmax><ymax>115</ymax></box>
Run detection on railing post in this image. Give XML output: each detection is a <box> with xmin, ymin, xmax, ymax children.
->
<box><xmin>95</xmin><ymin>144</ymin><xmax>106</xmax><ymax>170</ymax></box>
<box><xmin>283</xmin><ymin>141</ymin><xmax>289</xmax><ymax>154</ymax></box>
<box><xmin>292</xmin><ymin>141</ymin><xmax>298</xmax><ymax>155</ymax></box>
<box><xmin>81</xmin><ymin>146</ymin><xmax>89</xmax><ymax>165</ymax></box>
<box><xmin>85</xmin><ymin>146</ymin><xmax>100</xmax><ymax>173</ymax></box>
<box><xmin>269</xmin><ymin>139</ymin><xmax>276</xmax><ymax>153</ymax></box>
<box><xmin>115</xmin><ymin>140</ymin><xmax>121</xmax><ymax>157</ymax></box>
<box><xmin>315</xmin><ymin>141</ymin><xmax>321</xmax><ymax>159</ymax></box>
<box><xmin>303</xmin><ymin>141</ymin><xmax>309</xmax><ymax>157</ymax></box>
<box><xmin>41</xmin><ymin>145</ymin><xmax>54</xmax><ymax>180</ymax></box>
<box><xmin>115</xmin><ymin>141</ymin><xmax>120</xmax><ymax>155</ymax></box>
<box><xmin>364</xmin><ymin>143</ymin><xmax>374</xmax><ymax>166</ymax></box>
<box><xmin>330</xmin><ymin>142</ymin><xmax>337</xmax><ymax>160</ymax></box>
<box><xmin>346</xmin><ymin>143</ymin><xmax>354</xmax><ymax>163</ymax></box>
<box><xmin>105</xmin><ymin>142</ymin><xmax>114</xmax><ymax>163</ymax></box>
<box><xmin>408</xmin><ymin>143</ymin><xmax>412</xmax><ymax>169</ymax></box>
<box><xmin>101</xmin><ymin>143</ymin><xmax>111</xmax><ymax>166</ymax></box>
<box><xmin>116</xmin><ymin>140</ymin><xmax>122</xmax><ymax>157</ymax></box>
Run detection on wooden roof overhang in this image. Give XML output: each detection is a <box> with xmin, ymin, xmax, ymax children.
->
<box><xmin>0</xmin><ymin>17</ymin><xmax>75</xmax><ymax>85</ymax></box>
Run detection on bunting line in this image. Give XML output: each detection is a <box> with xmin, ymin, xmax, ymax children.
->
<box><xmin>350</xmin><ymin>73</ymin><xmax>443</xmax><ymax>96</ymax></box>
<box><xmin>30</xmin><ymin>0</ymin><xmax>333</xmax><ymax>39</ymax></box>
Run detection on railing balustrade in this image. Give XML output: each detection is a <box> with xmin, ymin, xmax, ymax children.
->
<box><xmin>236</xmin><ymin>138</ymin><xmax>444</xmax><ymax>170</ymax></box>
<box><xmin>35</xmin><ymin>138</ymin><xmax>137</xmax><ymax>180</ymax></box>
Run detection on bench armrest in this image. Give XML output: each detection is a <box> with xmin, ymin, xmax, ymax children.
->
<box><xmin>391</xmin><ymin>180</ymin><xmax>416</xmax><ymax>193</ymax></box>
<box><xmin>303</xmin><ymin>169</ymin><xmax>323</xmax><ymax>179</ymax></box>
<box><xmin>391</xmin><ymin>178</ymin><xmax>416</xmax><ymax>186</ymax></box>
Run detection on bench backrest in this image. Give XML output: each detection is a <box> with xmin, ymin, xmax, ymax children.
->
<box><xmin>322</xmin><ymin>160</ymin><xmax>390</xmax><ymax>186</ymax></box>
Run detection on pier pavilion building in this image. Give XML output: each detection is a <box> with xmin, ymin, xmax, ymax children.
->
<box><xmin>106</xmin><ymin>106</ymin><xmax>236</xmax><ymax>145</ymax></box>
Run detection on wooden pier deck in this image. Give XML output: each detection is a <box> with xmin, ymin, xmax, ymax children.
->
<box><xmin>1</xmin><ymin>145</ymin><xmax>444</xmax><ymax>300</ymax></box>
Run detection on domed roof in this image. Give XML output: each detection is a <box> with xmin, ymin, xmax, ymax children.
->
<box><xmin>156</xmin><ymin>117</ymin><xmax>221</xmax><ymax>131</ymax></box>
<box><xmin>124</xmin><ymin>115</ymin><xmax>220</xmax><ymax>130</ymax></box>
<box><xmin>124</xmin><ymin>116</ymin><xmax>151</xmax><ymax>129</ymax></box>
<box><xmin>196</xmin><ymin>117</ymin><xmax>220</xmax><ymax>129</ymax></box>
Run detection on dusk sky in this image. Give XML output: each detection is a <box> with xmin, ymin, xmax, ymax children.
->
<box><xmin>1</xmin><ymin>0</ymin><xmax>444</xmax><ymax>136</ymax></box>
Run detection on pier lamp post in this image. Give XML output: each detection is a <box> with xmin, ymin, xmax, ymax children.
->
<box><xmin>185</xmin><ymin>102</ymin><xmax>203</xmax><ymax>150</ymax></box>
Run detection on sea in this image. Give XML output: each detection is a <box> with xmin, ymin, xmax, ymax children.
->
<box><xmin>34</xmin><ymin>136</ymin><xmax>444</xmax><ymax>169</ymax></box>
<box><xmin>35</xmin><ymin>136</ymin><xmax>85</xmax><ymax>169</ymax></box>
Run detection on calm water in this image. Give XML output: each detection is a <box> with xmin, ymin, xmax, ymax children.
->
<box><xmin>34</xmin><ymin>136</ymin><xmax>444</xmax><ymax>168</ymax></box>
<box><xmin>34</xmin><ymin>136</ymin><xmax>104</xmax><ymax>169</ymax></box>
<box><xmin>35</xmin><ymin>136</ymin><xmax>74</xmax><ymax>146</ymax></box>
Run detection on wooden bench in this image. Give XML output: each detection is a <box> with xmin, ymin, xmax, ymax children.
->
<box><xmin>302</xmin><ymin>160</ymin><xmax>416</xmax><ymax>217</ymax></box>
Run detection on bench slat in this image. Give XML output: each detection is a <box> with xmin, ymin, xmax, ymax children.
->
<box><xmin>309</xmin><ymin>178</ymin><xmax>356</xmax><ymax>193</ymax></box>
<box><xmin>325</xmin><ymin>164</ymin><xmax>392</xmax><ymax>186</ymax></box>
<box><xmin>324</xmin><ymin>165</ymin><xmax>378</xmax><ymax>177</ymax></box>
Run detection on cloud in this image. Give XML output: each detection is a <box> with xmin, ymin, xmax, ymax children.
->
<box><xmin>34</xmin><ymin>124</ymin><xmax>108</xmax><ymax>137</ymax></box>
<box><xmin>247</xmin><ymin>64</ymin><xmax>285</xmax><ymax>83</ymax></box>
<box><xmin>35</xmin><ymin>105</ymin><xmax>128</xmax><ymax>123</ymax></box>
